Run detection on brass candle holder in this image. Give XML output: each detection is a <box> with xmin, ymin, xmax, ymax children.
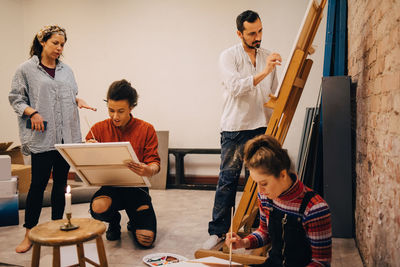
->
<box><xmin>60</xmin><ymin>212</ymin><xmax>79</xmax><ymax>231</ymax></box>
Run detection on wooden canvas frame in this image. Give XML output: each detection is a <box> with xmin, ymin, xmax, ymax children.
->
<box><xmin>55</xmin><ymin>142</ymin><xmax>150</xmax><ymax>187</ymax></box>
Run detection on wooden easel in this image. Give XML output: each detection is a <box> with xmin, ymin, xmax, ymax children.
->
<box><xmin>195</xmin><ymin>0</ymin><xmax>327</xmax><ymax>264</ymax></box>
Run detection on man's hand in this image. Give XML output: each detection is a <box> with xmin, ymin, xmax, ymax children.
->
<box><xmin>124</xmin><ymin>160</ymin><xmax>155</xmax><ymax>177</ymax></box>
<box><xmin>264</xmin><ymin>52</ymin><xmax>282</xmax><ymax>75</ymax></box>
<box><xmin>76</xmin><ymin>97</ymin><xmax>97</xmax><ymax>111</ymax></box>
<box><xmin>253</xmin><ymin>52</ymin><xmax>282</xmax><ymax>86</ymax></box>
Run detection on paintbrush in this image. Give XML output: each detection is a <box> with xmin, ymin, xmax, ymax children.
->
<box><xmin>229</xmin><ymin>206</ymin><xmax>233</xmax><ymax>267</ymax></box>
<box><xmin>84</xmin><ymin>115</ymin><xmax>97</xmax><ymax>141</ymax></box>
<box><xmin>185</xmin><ymin>262</ymin><xmax>242</xmax><ymax>267</ymax></box>
<box><xmin>185</xmin><ymin>261</ymin><xmax>242</xmax><ymax>267</ymax></box>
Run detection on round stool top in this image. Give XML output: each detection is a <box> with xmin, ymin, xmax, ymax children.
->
<box><xmin>29</xmin><ymin>218</ymin><xmax>106</xmax><ymax>246</ymax></box>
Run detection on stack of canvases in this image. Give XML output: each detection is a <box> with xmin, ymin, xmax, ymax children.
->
<box><xmin>0</xmin><ymin>155</ymin><xmax>19</xmax><ymax>226</ymax></box>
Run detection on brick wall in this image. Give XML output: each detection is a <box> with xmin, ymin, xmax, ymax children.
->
<box><xmin>348</xmin><ymin>0</ymin><xmax>400</xmax><ymax>265</ymax></box>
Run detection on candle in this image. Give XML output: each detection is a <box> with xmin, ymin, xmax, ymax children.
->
<box><xmin>65</xmin><ymin>185</ymin><xmax>71</xmax><ymax>214</ymax></box>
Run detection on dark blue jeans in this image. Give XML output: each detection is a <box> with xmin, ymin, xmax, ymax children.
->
<box><xmin>208</xmin><ymin>127</ymin><xmax>266</xmax><ymax>236</ymax></box>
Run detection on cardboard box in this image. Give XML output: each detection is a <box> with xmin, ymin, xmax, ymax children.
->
<box><xmin>0</xmin><ymin>177</ymin><xmax>17</xmax><ymax>197</ymax></box>
<box><xmin>12</xmin><ymin>164</ymin><xmax>31</xmax><ymax>194</ymax></box>
<box><xmin>0</xmin><ymin>155</ymin><xmax>11</xmax><ymax>181</ymax></box>
<box><xmin>0</xmin><ymin>142</ymin><xmax>24</xmax><ymax>164</ymax></box>
<box><xmin>0</xmin><ymin>194</ymin><xmax>19</xmax><ymax>226</ymax></box>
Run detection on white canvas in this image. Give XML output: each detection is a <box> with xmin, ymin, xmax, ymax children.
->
<box><xmin>0</xmin><ymin>155</ymin><xmax>11</xmax><ymax>181</ymax></box>
<box><xmin>55</xmin><ymin>142</ymin><xmax>150</xmax><ymax>187</ymax></box>
<box><xmin>274</xmin><ymin>0</ymin><xmax>320</xmax><ymax>98</ymax></box>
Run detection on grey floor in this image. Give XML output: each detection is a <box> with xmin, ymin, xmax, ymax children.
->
<box><xmin>0</xmin><ymin>188</ymin><xmax>363</xmax><ymax>267</ymax></box>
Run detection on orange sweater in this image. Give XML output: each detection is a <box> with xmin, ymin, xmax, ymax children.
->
<box><xmin>85</xmin><ymin>116</ymin><xmax>160</xmax><ymax>165</ymax></box>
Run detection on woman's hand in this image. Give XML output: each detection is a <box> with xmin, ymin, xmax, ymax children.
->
<box><xmin>85</xmin><ymin>139</ymin><xmax>98</xmax><ymax>143</ymax></box>
<box><xmin>30</xmin><ymin>113</ymin><xmax>46</xmax><ymax>132</ymax></box>
<box><xmin>225</xmin><ymin>232</ymin><xmax>249</xmax><ymax>250</ymax></box>
<box><xmin>76</xmin><ymin>97</ymin><xmax>97</xmax><ymax>111</ymax></box>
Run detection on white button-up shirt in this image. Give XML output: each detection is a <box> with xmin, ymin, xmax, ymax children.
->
<box><xmin>219</xmin><ymin>43</ymin><xmax>278</xmax><ymax>132</ymax></box>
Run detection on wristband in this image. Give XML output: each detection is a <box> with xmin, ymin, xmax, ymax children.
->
<box><xmin>30</xmin><ymin>111</ymin><xmax>39</xmax><ymax>118</ymax></box>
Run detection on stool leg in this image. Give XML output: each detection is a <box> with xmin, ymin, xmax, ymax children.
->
<box><xmin>96</xmin><ymin>236</ymin><xmax>108</xmax><ymax>267</ymax></box>
<box><xmin>76</xmin><ymin>243</ymin><xmax>86</xmax><ymax>267</ymax></box>
<box><xmin>53</xmin><ymin>246</ymin><xmax>60</xmax><ymax>267</ymax></box>
<box><xmin>31</xmin><ymin>243</ymin><xmax>41</xmax><ymax>267</ymax></box>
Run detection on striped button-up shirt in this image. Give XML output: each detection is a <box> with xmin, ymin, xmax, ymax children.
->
<box><xmin>9</xmin><ymin>56</ymin><xmax>82</xmax><ymax>155</ymax></box>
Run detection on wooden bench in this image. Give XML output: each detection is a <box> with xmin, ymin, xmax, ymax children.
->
<box><xmin>168</xmin><ymin>148</ymin><xmax>221</xmax><ymax>189</ymax></box>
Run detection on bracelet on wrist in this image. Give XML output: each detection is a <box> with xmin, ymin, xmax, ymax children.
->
<box><xmin>30</xmin><ymin>111</ymin><xmax>39</xmax><ymax>118</ymax></box>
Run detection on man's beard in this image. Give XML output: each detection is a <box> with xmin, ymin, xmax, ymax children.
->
<box><xmin>243</xmin><ymin>38</ymin><xmax>261</xmax><ymax>49</ymax></box>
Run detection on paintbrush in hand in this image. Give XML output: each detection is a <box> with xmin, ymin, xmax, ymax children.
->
<box><xmin>229</xmin><ymin>207</ymin><xmax>233</xmax><ymax>267</ymax></box>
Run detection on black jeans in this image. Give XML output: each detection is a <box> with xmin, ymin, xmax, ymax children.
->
<box><xmin>90</xmin><ymin>186</ymin><xmax>157</xmax><ymax>245</ymax></box>
<box><xmin>24</xmin><ymin>150</ymin><xmax>70</xmax><ymax>229</ymax></box>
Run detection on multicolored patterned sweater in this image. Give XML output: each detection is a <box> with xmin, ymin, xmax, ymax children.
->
<box><xmin>243</xmin><ymin>175</ymin><xmax>332</xmax><ymax>266</ymax></box>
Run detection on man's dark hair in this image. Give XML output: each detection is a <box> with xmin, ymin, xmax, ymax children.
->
<box><xmin>107</xmin><ymin>79</ymin><xmax>138</xmax><ymax>108</ymax></box>
<box><xmin>236</xmin><ymin>10</ymin><xmax>260</xmax><ymax>33</ymax></box>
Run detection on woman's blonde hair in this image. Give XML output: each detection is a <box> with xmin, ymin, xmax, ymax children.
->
<box><xmin>244</xmin><ymin>135</ymin><xmax>292</xmax><ymax>177</ymax></box>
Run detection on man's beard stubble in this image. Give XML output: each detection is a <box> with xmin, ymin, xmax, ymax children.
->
<box><xmin>243</xmin><ymin>38</ymin><xmax>261</xmax><ymax>49</ymax></box>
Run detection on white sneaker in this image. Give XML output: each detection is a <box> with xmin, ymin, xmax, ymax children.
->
<box><xmin>202</xmin><ymin>235</ymin><xmax>223</xmax><ymax>250</ymax></box>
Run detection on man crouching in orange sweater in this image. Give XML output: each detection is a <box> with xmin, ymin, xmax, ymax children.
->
<box><xmin>86</xmin><ymin>79</ymin><xmax>160</xmax><ymax>248</ymax></box>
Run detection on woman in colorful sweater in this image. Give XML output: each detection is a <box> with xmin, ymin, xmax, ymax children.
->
<box><xmin>225</xmin><ymin>135</ymin><xmax>331</xmax><ymax>266</ymax></box>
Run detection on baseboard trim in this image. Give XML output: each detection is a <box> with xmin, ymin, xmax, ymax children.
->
<box><xmin>167</xmin><ymin>175</ymin><xmax>246</xmax><ymax>186</ymax></box>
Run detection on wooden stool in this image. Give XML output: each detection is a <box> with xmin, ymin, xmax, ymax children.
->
<box><xmin>28</xmin><ymin>218</ymin><xmax>108</xmax><ymax>267</ymax></box>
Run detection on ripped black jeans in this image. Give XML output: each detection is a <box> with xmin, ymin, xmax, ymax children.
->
<box><xmin>90</xmin><ymin>186</ymin><xmax>157</xmax><ymax>247</ymax></box>
<box><xmin>208</xmin><ymin>127</ymin><xmax>266</xmax><ymax>236</ymax></box>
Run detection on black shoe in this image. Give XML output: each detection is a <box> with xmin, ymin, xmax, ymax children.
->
<box><xmin>106</xmin><ymin>223</ymin><xmax>121</xmax><ymax>241</ymax></box>
<box><xmin>127</xmin><ymin>221</ymin><xmax>133</xmax><ymax>232</ymax></box>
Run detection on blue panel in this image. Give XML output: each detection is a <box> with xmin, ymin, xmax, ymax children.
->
<box><xmin>337</xmin><ymin>0</ymin><xmax>347</xmax><ymax>76</ymax></box>
<box><xmin>335</xmin><ymin>0</ymin><xmax>347</xmax><ymax>75</ymax></box>
<box><xmin>323</xmin><ymin>0</ymin><xmax>337</xmax><ymax>76</ymax></box>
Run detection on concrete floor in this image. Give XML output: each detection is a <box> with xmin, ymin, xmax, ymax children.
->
<box><xmin>0</xmin><ymin>188</ymin><xmax>363</xmax><ymax>267</ymax></box>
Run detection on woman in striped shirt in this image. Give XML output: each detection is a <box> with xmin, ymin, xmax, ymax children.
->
<box><xmin>226</xmin><ymin>135</ymin><xmax>331</xmax><ymax>266</ymax></box>
<box><xmin>10</xmin><ymin>25</ymin><xmax>96</xmax><ymax>253</ymax></box>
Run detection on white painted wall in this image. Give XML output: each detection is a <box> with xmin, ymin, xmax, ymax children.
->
<box><xmin>0</xmin><ymin>0</ymin><xmax>326</xmax><ymax>176</ymax></box>
<box><xmin>1</xmin><ymin>0</ymin><xmax>25</xmax><ymax>145</ymax></box>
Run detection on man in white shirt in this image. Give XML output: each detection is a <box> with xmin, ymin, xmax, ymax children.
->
<box><xmin>203</xmin><ymin>10</ymin><xmax>282</xmax><ymax>249</ymax></box>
